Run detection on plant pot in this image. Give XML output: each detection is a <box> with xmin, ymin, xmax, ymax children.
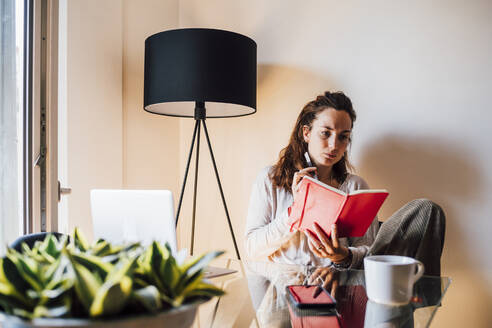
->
<box><xmin>0</xmin><ymin>299</ymin><xmax>207</xmax><ymax>328</ymax></box>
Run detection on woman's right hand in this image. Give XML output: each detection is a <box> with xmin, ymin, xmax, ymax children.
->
<box><xmin>292</xmin><ymin>167</ymin><xmax>317</xmax><ymax>201</ymax></box>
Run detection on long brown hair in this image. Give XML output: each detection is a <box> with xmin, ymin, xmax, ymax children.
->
<box><xmin>270</xmin><ymin>91</ymin><xmax>357</xmax><ymax>191</ymax></box>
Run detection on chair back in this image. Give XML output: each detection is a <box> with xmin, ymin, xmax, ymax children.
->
<box><xmin>90</xmin><ymin>189</ymin><xmax>177</xmax><ymax>251</ymax></box>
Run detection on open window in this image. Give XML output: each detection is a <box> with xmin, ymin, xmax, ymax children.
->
<box><xmin>0</xmin><ymin>0</ymin><xmax>60</xmax><ymax>253</ymax></box>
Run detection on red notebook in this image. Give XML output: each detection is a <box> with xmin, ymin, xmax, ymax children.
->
<box><xmin>289</xmin><ymin>176</ymin><xmax>389</xmax><ymax>238</ymax></box>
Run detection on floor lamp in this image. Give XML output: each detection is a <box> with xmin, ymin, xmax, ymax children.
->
<box><xmin>143</xmin><ymin>28</ymin><xmax>257</xmax><ymax>259</ymax></box>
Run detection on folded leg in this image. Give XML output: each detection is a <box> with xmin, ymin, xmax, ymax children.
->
<box><xmin>368</xmin><ymin>199</ymin><xmax>446</xmax><ymax>276</ymax></box>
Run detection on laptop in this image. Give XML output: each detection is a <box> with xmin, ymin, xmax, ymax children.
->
<box><xmin>90</xmin><ymin>189</ymin><xmax>178</xmax><ymax>252</ymax></box>
<box><xmin>90</xmin><ymin>189</ymin><xmax>236</xmax><ymax>279</ymax></box>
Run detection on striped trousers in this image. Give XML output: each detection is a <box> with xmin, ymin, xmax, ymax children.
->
<box><xmin>368</xmin><ymin>199</ymin><xmax>446</xmax><ymax>276</ymax></box>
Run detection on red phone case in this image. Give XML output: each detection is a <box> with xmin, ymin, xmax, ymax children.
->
<box><xmin>287</xmin><ymin>302</ymin><xmax>341</xmax><ymax>328</ymax></box>
<box><xmin>287</xmin><ymin>285</ymin><xmax>336</xmax><ymax>309</ymax></box>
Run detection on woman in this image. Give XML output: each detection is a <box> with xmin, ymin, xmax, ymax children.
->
<box><xmin>245</xmin><ymin>91</ymin><xmax>445</xmax><ymax>275</ymax></box>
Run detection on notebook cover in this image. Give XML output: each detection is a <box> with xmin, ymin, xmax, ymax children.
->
<box><xmin>336</xmin><ymin>192</ymin><xmax>388</xmax><ymax>237</ymax></box>
<box><xmin>289</xmin><ymin>177</ymin><xmax>388</xmax><ymax>238</ymax></box>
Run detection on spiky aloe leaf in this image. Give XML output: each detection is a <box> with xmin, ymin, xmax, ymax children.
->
<box><xmin>6</xmin><ymin>253</ymin><xmax>42</xmax><ymax>292</ymax></box>
<box><xmin>0</xmin><ymin>282</ymin><xmax>31</xmax><ymax>309</ymax></box>
<box><xmin>180</xmin><ymin>250</ymin><xmax>224</xmax><ymax>277</ymax></box>
<box><xmin>56</xmin><ymin>234</ymin><xmax>70</xmax><ymax>249</ymax></box>
<box><xmin>37</xmin><ymin>250</ymin><xmax>56</xmax><ymax>264</ymax></box>
<box><xmin>123</xmin><ymin>242</ymin><xmax>141</xmax><ymax>253</ymax></box>
<box><xmin>12</xmin><ymin>307</ymin><xmax>34</xmax><ymax>320</ymax></box>
<box><xmin>160</xmin><ymin>255</ymin><xmax>180</xmax><ymax>295</ymax></box>
<box><xmin>20</xmin><ymin>244</ymin><xmax>45</xmax><ymax>263</ymax></box>
<box><xmin>107</xmin><ymin>245</ymin><xmax>125</xmax><ymax>256</ymax></box>
<box><xmin>132</xmin><ymin>276</ymin><xmax>150</xmax><ymax>290</ymax></box>
<box><xmin>105</xmin><ymin>255</ymin><xmax>139</xmax><ymax>283</ymax></box>
<box><xmin>91</xmin><ymin>240</ymin><xmax>111</xmax><ymax>257</ymax></box>
<box><xmin>43</xmin><ymin>277</ymin><xmax>73</xmax><ymax>297</ymax></box>
<box><xmin>132</xmin><ymin>285</ymin><xmax>162</xmax><ymax>313</ymax></box>
<box><xmin>89</xmin><ymin>276</ymin><xmax>132</xmax><ymax>317</ymax></box>
<box><xmin>32</xmin><ymin>302</ymin><xmax>71</xmax><ymax>318</ymax></box>
<box><xmin>149</xmin><ymin>270</ymin><xmax>166</xmax><ymax>293</ymax></box>
<box><xmin>39</xmin><ymin>235</ymin><xmax>60</xmax><ymax>259</ymax></box>
<box><xmin>46</xmin><ymin>255</ymin><xmax>70</xmax><ymax>287</ymax></box>
<box><xmin>86</xmin><ymin>254</ymin><xmax>140</xmax><ymax>317</ymax></box>
<box><xmin>173</xmin><ymin>270</ymin><xmax>204</xmax><ymax>304</ymax></box>
<box><xmin>39</xmin><ymin>257</ymin><xmax>62</xmax><ymax>285</ymax></box>
<box><xmin>70</xmin><ymin>252</ymin><xmax>113</xmax><ymax>281</ymax></box>
<box><xmin>137</xmin><ymin>247</ymin><xmax>151</xmax><ymax>274</ymax></box>
<box><xmin>183</xmin><ymin>282</ymin><xmax>225</xmax><ymax>298</ymax></box>
<box><xmin>173</xmin><ymin>250</ymin><xmax>224</xmax><ymax>295</ymax></box>
<box><xmin>137</xmin><ymin>243</ymin><xmax>167</xmax><ymax>292</ymax></box>
<box><xmin>0</xmin><ymin>257</ymin><xmax>30</xmax><ymax>295</ymax></box>
<box><xmin>67</xmin><ymin>254</ymin><xmax>102</xmax><ymax>312</ymax></box>
<box><xmin>150</xmin><ymin>242</ymin><xmax>169</xmax><ymax>277</ymax></box>
<box><xmin>25</xmin><ymin>279</ymin><xmax>71</xmax><ymax>301</ymax></box>
<box><xmin>73</xmin><ymin>228</ymin><xmax>90</xmax><ymax>252</ymax></box>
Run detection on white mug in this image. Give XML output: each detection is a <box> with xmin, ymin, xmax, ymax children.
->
<box><xmin>364</xmin><ymin>255</ymin><xmax>424</xmax><ymax>305</ymax></box>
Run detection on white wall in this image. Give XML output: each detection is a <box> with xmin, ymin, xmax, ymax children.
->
<box><xmin>178</xmin><ymin>0</ymin><xmax>492</xmax><ymax>327</ymax></box>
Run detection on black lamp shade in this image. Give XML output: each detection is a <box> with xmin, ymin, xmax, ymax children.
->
<box><xmin>144</xmin><ymin>28</ymin><xmax>257</xmax><ymax>118</ymax></box>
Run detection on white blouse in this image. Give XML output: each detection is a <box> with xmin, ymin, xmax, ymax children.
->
<box><xmin>244</xmin><ymin>166</ymin><xmax>380</xmax><ymax>268</ymax></box>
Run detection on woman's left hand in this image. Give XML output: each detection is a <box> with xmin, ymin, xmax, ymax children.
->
<box><xmin>306</xmin><ymin>222</ymin><xmax>350</xmax><ymax>264</ymax></box>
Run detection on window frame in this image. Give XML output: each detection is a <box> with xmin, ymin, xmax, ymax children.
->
<box><xmin>23</xmin><ymin>0</ymin><xmax>34</xmax><ymax>234</ymax></box>
<box><xmin>24</xmin><ymin>0</ymin><xmax>59</xmax><ymax>234</ymax></box>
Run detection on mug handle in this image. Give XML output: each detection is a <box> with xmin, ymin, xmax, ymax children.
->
<box><xmin>413</xmin><ymin>260</ymin><xmax>425</xmax><ymax>283</ymax></box>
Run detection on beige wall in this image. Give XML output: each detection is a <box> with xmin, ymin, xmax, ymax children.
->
<box><xmin>63</xmin><ymin>0</ymin><xmax>492</xmax><ymax>326</ymax></box>
<box><xmin>63</xmin><ymin>0</ymin><xmax>124</xmax><ymax>237</ymax></box>
<box><xmin>179</xmin><ymin>0</ymin><xmax>492</xmax><ymax>327</ymax></box>
<box><xmin>122</xmin><ymin>0</ymin><xmax>180</xmax><ymax>194</ymax></box>
<box><xmin>63</xmin><ymin>0</ymin><xmax>180</xmax><ymax>240</ymax></box>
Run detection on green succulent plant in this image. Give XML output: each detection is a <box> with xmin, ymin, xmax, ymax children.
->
<box><xmin>0</xmin><ymin>228</ymin><xmax>224</xmax><ymax>320</ymax></box>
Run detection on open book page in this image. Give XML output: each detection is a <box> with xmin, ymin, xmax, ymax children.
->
<box><xmin>304</xmin><ymin>176</ymin><xmax>345</xmax><ymax>195</ymax></box>
<box><xmin>289</xmin><ymin>178</ymin><xmax>346</xmax><ymax>234</ymax></box>
<box><xmin>303</xmin><ymin>176</ymin><xmax>387</xmax><ymax>195</ymax></box>
<box><xmin>349</xmin><ymin>188</ymin><xmax>388</xmax><ymax>195</ymax></box>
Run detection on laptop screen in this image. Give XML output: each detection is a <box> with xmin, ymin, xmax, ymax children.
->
<box><xmin>90</xmin><ymin>189</ymin><xmax>177</xmax><ymax>252</ymax></box>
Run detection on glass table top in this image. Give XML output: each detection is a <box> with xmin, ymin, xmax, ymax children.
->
<box><xmin>194</xmin><ymin>259</ymin><xmax>451</xmax><ymax>328</ymax></box>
